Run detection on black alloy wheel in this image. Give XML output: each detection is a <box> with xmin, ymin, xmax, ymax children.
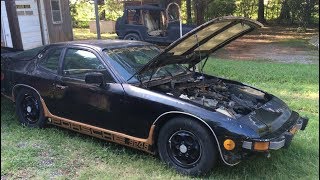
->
<box><xmin>168</xmin><ymin>130</ymin><xmax>202</xmax><ymax>168</ymax></box>
<box><xmin>15</xmin><ymin>88</ymin><xmax>46</xmax><ymax>128</ymax></box>
<box><xmin>20</xmin><ymin>94</ymin><xmax>40</xmax><ymax>124</ymax></box>
<box><xmin>157</xmin><ymin>117</ymin><xmax>218</xmax><ymax>176</ymax></box>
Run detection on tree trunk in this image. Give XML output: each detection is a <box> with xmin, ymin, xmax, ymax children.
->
<box><xmin>194</xmin><ymin>0</ymin><xmax>205</xmax><ymax>25</ymax></box>
<box><xmin>304</xmin><ymin>0</ymin><xmax>314</xmax><ymax>25</ymax></box>
<box><xmin>278</xmin><ymin>0</ymin><xmax>291</xmax><ymax>22</ymax></box>
<box><xmin>257</xmin><ymin>0</ymin><xmax>266</xmax><ymax>23</ymax></box>
<box><xmin>186</xmin><ymin>0</ymin><xmax>192</xmax><ymax>24</ymax></box>
<box><xmin>98</xmin><ymin>0</ymin><xmax>105</xmax><ymax>20</ymax></box>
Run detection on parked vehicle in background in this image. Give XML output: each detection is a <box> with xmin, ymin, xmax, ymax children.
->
<box><xmin>115</xmin><ymin>5</ymin><xmax>196</xmax><ymax>44</ymax></box>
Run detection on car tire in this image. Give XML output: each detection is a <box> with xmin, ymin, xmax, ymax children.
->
<box><xmin>15</xmin><ymin>88</ymin><xmax>46</xmax><ymax>128</ymax></box>
<box><xmin>157</xmin><ymin>117</ymin><xmax>218</xmax><ymax>176</ymax></box>
<box><xmin>124</xmin><ymin>33</ymin><xmax>141</xmax><ymax>41</ymax></box>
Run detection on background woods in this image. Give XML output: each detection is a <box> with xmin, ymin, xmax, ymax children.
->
<box><xmin>69</xmin><ymin>0</ymin><xmax>319</xmax><ymax>28</ymax></box>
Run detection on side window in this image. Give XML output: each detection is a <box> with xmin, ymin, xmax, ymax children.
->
<box><xmin>39</xmin><ymin>48</ymin><xmax>63</xmax><ymax>73</ymax></box>
<box><xmin>127</xmin><ymin>9</ymin><xmax>142</xmax><ymax>25</ymax></box>
<box><xmin>63</xmin><ymin>49</ymin><xmax>107</xmax><ymax>80</ymax></box>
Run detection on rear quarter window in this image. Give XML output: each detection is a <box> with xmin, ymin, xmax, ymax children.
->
<box><xmin>39</xmin><ymin>47</ymin><xmax>63</xmax><ymax>73</ymax></box>
<box><xmin>12</xmin><ymin>46</ymin><xmax>47</xmax><ymax>60</ymax></box>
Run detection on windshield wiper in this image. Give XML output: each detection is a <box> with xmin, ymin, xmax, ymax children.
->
<box><xmin>126</xmin><ymin>51</ymin><xmax>159</xmax><ymax>82</ymax></box>
<box><xmin>127</xmin><ymin>66</ymin><xmax>145</xmax><ymax>82</ymax></box>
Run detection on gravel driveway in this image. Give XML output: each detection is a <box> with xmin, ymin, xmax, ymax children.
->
<box><xmin>213</xmin><ymin>27</ymin><xmax>319</xmax><ymax>64</ymax></box>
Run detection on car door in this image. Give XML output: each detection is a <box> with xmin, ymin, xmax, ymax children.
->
<box><xmin>32</xmin><ymin>46</ymin><xmax>65</xmax><ymax>111</ymax></box>
<box><xmin>52</xmin><ymin>47</ymin><xmax>127</xmax><ymax>133</ymax></box>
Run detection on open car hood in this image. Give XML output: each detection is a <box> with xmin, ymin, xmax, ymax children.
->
<box><xmin>137</xmin><ymin>16</ymin><xmax>263</xmax><ymax>75</ymax></box>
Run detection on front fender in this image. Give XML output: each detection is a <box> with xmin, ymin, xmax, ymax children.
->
<box><xmin>122</xmin><ymin>84</ymin><xmax>260</xmax><ymax>165</ymax></box>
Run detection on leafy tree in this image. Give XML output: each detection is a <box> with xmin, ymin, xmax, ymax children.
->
<box><xmin>99</xmin><ymin>0</ymin><xmax>123</xmax><ymax>21</ymax></box>
<box><xmin>288</xmin><ymin>0</ymin><xmax>318</xmax><ymax>26</ymax></box>
<box><xmin>98</xmin><ymin>0</ymin><xmax>106</xmax><ymax>20</ymax></box>
<box><xmin>235</xmin><ymin>0</ymin><xmax>258</xmax><ymax>18</ymax></box>
<box><xmin>69</xmin><ymin>0</ymin><xmax>318</xmax><ymax>28</ymax></box>
<box><xmin>265</xmin><ymin>0</ymin><xmax>282</xmax><ymax>20</ymax></box>
<box><xmin>191</xmin><ymin>0</ymin><xmax>237</xmax><ymax>25</ymax></box>
<box><xmin>205</xmin><ymin>0</ymin><xmax>236</xmax><ymax>20</ymax></box>
<box><xmin>278</xmin><ymin>0</ymin><xmax>318</xmax><ymax>26</ymax></box>
<box><xmin>70</xmin><ymin>0</ymin><xmax>95</xmax><ymax>28</ymax></box>
<box><xmin>278</xmin><ymin>0</ymin><xmax>291</xmax><ymax>23</ymax></box>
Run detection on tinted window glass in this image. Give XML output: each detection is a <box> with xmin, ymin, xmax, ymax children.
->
<box><xmin>104</xmin><ymin>46</ymin><xmax>188</xmax><ymax>83</ymax></box>
<box><xmin>13</xmin><ymin>46</ymin><xmax>47</xmax><ymax>60</ymax></box>
<box><xmin>63</xmin><ymin>49</ymin><xmax>106</xmax><ymax>79</ymax></box>
<box><xmin>39</xmin><ymin>48</ymin><xmax>62</xmax><ymax>73</ymax></box>
<box><xmin>105</xmin><ymin>46</ymin><xmax>160</xmax><ymax>79</ymax></box>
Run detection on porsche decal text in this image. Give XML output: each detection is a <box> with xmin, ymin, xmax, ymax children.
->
<box><xmin>49</xmin><ymin>118</ymin><xmax>151</xmax><ymax>152</ymax></box>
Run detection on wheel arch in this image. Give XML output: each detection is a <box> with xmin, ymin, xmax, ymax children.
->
<box><xmin>12</xmin><ymin>84</ymin><xmax>41</xmax><ymax>102</ymax></box>
<box><xmin>152</xmin><ymin>111</ymin><xmax>240</xmax><ymax>166</ymax></box>
<box><xmin>124</xmin><ymin>31</ymin><xmax>142</xmax><ymax>40</ymax></box>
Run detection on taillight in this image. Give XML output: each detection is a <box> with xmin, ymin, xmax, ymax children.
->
<box><xmin>1</xmin><ymin>72</ymin><xmax>4</xmax><ymax>81</ymax></box>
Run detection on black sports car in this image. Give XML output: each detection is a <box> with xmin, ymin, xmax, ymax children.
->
<box><xmin>1</xmin><ymin>17</ymin><xmax>308</xmax><ymax>176</ymax></box>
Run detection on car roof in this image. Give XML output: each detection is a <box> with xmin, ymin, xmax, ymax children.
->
<box><xmin>50</xmin><ymin>40</ymin><xmax>153</xmax><ymax>50</ymax></box>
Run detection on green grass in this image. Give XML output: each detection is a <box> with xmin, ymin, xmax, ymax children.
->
<box><xmin>1</xmin><ymin>59</ymin><xmax>319</xmax><ymax>179</ymax></box>
<box><xmin>276</xmin><ymin>39</ymin><xmax>316</xmax><ymax>49</ymax></box>
<box><xmin>73</xmin><ymin>28</ymin><xmax>117</xmax><ymax>40</ymax></box>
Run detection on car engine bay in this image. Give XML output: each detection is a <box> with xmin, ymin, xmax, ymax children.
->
<box><xmin>150</xmin><ymin>75</ymin><xmax>271</xmax><ymax>118</ymax></box>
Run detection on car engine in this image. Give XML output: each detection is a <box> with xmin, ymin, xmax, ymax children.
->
<box><xmin>151</xmin><ymin>76</ymin><xmax>270</xmax><ymax>118</ymax></box>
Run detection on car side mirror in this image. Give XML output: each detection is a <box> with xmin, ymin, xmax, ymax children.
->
<box><xmin>85</xmin><ymin>72</ymin><xmax>104</xmax><ymax>85</ymax></box>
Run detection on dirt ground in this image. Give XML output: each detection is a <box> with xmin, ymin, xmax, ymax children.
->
<box><xmin>213</xmin><ymin>26</ymin><xmax>319</xmax><ymax>64</ymax></box>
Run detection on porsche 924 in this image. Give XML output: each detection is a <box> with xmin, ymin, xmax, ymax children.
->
<box><xmin>1</xmin><ymin>17</ymin><xmax>308</xmax><ymax>176</ymax></box>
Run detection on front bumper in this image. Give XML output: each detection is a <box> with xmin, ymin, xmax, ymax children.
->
<box><xmin>242</xmin><ymin>116</ymin><xmax>309</xmax><ymax>151</ymax></box>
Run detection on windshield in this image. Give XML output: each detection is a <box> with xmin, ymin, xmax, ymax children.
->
<box><xmin>104</xmin><ymin>46</ymin><xmax>188</xmax><ymax>83</ymax></box>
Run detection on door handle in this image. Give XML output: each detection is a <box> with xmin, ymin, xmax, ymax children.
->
<box><xmin>55</xmin><ymin>84</ymin><xmax>68</xmax><ymax>90</ymax></box>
